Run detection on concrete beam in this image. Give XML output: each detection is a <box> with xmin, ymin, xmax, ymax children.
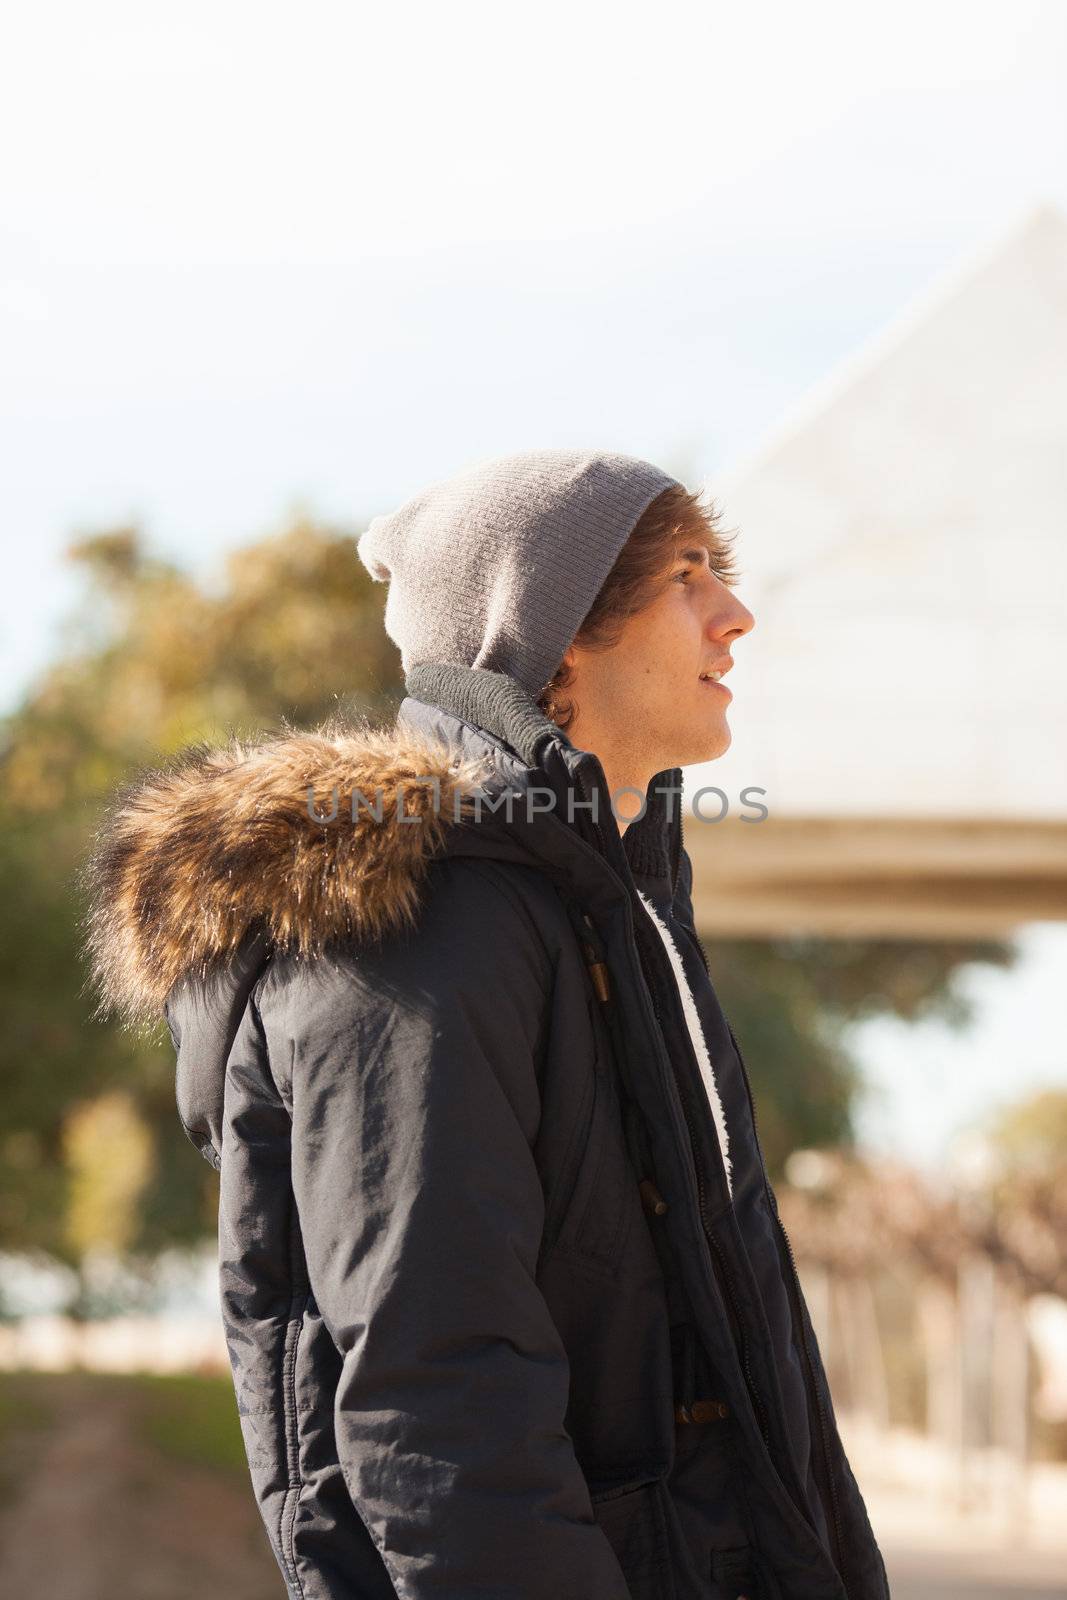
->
<box><xmin>683</xmin><ymin>816</ymin><xmax>1067</xmax><ymax>938</ymax></box>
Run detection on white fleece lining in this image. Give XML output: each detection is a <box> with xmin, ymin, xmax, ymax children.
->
<box><xmin>636</xmin><ymin>889</ymin><xmax>733</xmax><ymax>1199</ymax></box>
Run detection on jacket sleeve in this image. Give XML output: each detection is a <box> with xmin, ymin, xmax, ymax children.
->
<box><xmin>272</xmin><ymin>861</ymin><xmax>632</xmax><ymax>1600</ymax></box>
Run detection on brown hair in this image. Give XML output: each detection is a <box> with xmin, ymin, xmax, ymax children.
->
<box><xmin>536</xmin><ymin>483</ymin><xmax>738</xmax><ymax>732</ymax></box>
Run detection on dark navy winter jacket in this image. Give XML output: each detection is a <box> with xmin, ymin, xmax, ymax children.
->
<box><xmin>90</xmin><ymin>661</ymin><xmax>890</xmax><ymax>1600</ymax></box>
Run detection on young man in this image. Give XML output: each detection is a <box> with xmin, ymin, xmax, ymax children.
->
<box><xmin>86</xmin><ymin>450</ymin><xmax>890</xmax><ymax>1600</ymax></box>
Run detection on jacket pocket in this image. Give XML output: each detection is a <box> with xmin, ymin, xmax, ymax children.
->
<box><xmin>591</xmin><ymin>1478</ymin><xmax>673</xmax><ymax>1600</ymax></box>
<box><xmin>710</xmin><ymin>1543</ymin><xmax>759</xmax><ymax>1598</ymax></box>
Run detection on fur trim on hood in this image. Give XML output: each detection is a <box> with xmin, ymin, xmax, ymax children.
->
<box><xmin>81</xmin><ymin>718</ymin><xmax>495</xmax><ymax>1029</ymax></box>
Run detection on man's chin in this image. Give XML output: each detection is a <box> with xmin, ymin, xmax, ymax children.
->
<box><xmin>686</xmin><ymin>719</ymin><xmax>731</xmax><ymax>765</ymax></box>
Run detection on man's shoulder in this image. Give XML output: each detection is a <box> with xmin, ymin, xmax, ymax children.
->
<box><xmin>256</xmin><ymin>855</ymin><xmax>570</xmax><ymax>1026</ymax></box>
<box><xmin>433</xmin><ymin>855</ymin><xmax>572</xmax><ymax>955</ymax></box>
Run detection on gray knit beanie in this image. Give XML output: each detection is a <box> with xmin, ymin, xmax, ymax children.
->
<box><xmin>356</xmin><ymin>448</ymin><xmax>681</xmax><ymax>697</ymax></box>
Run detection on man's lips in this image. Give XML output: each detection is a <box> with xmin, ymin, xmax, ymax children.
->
<box><xmin>698</xmin><ymin>658</ymin><xmax>733</xmax><ymax>699</ymax></box>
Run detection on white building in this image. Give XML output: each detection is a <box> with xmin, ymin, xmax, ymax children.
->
<box><xmin>684</xmin><ymin>205</ymin><xmax>1067</xmax><ymax>936</ymax></box>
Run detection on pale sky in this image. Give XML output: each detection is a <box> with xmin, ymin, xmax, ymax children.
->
<box><xmin>2</xmin><ymin>0</ymin><xmax>1065</xmax><ymax>1162</ymax></box>
<box><xmin>3</xmin><ymin>0</ymin><xmax>1065</xmax><ymax>705</ymax></box>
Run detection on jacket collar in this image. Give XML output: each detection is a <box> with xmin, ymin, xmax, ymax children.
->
<box><xmin>401</xmin><ymin>662</ymin><xmax>681</xmax><ymax>902</ymax></box>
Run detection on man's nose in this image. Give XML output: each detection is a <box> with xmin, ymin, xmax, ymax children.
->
<box><xmin>712</xmin><ymin>594</ymin><xmax>755</xmax><ymax>640</ymax></box>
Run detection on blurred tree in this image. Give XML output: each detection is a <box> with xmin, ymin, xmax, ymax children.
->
<box><xmin>702</xmin><ymin>935</ymin><xmax>1016</xmax><ymax>1176</ymax></box>
<box><xmin>0</xmin><ymin>514</ymin><xmax>405</xmax><ymax>1273</ymax></box>
<box><xmin>985</xmin><ymin>1087</ymin><xmax>1067</xmax><ymax>1300</ymax></box>
<box><xmin>63</xmin><ymin>1091</ymin><xmax>154</xmax><ymax>1259</ymax></box>
<box><xmin>989</xmin><ymin>1087</ymin><xmax>1067</xmax><ymax>1175</ymax></box>
<box><xmin>773</xmin><ymin>1086</ymin><xmax>1067</xmax><ymax>1300</ymax></box>
<box><xmin>0</xmin><ymin>512</ymin><xmax>1018</xmax><ymax>1275</ymax></box>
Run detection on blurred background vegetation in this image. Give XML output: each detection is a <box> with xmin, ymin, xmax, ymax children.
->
<box><xmin>0</xmin><ymin>517</ymin><xmax>405</xmax><ymax>1299</ymax></box>
<box><xmin>0</xmin><ymin>514</ymin><xmax>1019</xmax><ymax>1304</ymax></box>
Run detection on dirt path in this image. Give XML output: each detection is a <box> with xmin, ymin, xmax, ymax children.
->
<box><xmin>0</xmin><ymin>1373</ymin><xmax>284</xmax><ymax>1599</ymax></box>
<box><xmin>885</xmin><ymin>1546</ymin><xmax>1067</xmax><ymax>1599</ymax></box>
<box><xmin>6</xmin><ymin>1378</ymin><xmax>1065</xmax><ymax>1597</ymax></box>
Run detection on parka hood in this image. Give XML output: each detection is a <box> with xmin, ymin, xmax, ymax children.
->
<box><xmin>80</xmin><ymin>666</ymin><xmax>683</xmax><ymax>1168</ymax></box>
<box><xmin>83</xmin><ymin>666</ymin><xmax>684</xmax><ymax>1034</ymax></box>
<box><xmin>81</xmin><ymin>715</ymin><xmax>498</xmax><ymax>1031</ymax></box>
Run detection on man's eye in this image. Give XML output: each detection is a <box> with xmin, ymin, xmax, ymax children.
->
<box><xmin>673</xmin><ymin>568</ymin><xmax>692</xmax><ymax>583</ymax></box>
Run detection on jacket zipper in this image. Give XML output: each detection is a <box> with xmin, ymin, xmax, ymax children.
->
<box><xmin>572</xmin><ymin>758</ymin><xmax>850</xmax><ymax>1560</ymax></box>
<box><xmin>727</xmin><ymin>1017</ymin><xmax>849</xmax><ymax>1596</ymax></box>
<box><xmin>673</xmin><ymin>802</ymin><xmax>850</xmax><ymax>1593</ymax></box>
<box><xmin>573</xmin><ymin>759</ymin><xmax>774</xmax><ymax>1453</ymax></box>
<box><xmin>633</xmin><ymin>911</ymin><xmax>775</xmax><ymax>1456</ymax></box>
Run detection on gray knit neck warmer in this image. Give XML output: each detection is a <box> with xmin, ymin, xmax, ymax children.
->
<box><xmin>356</xmin><ymin>448</ymin><xmax>681</xmax><ymax>698</ymax></box>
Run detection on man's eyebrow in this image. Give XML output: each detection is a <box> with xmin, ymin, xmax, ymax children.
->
<box><xmin>676</xmin><ymin>545</ymin><xmax>711</xmax><ymax>565</ymax></box>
